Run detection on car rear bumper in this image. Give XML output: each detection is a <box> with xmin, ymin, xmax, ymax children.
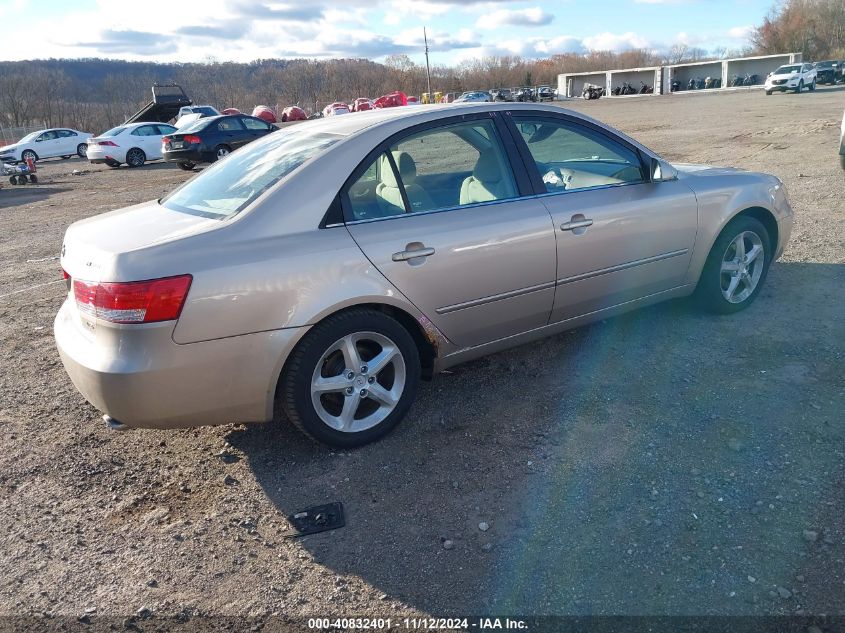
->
<box><xmin>162</xmin><ymin>148</ymin><xmax>213</xmax><ymax>164</ymax></box>
<box><xmin>54</xmin><ymin>299</ymin><xmax>305</xmax><ymax>429</ymax></box>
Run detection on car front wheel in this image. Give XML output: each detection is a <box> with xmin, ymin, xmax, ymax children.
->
<box><xmin>695</xmin><ymin>216</ymin><xmax>771</xmax><ymax>314</ymax></box>
<box><xmin>76</xmin><ymin>143</ymin><xmax>87</xmax><ymax>157</ymax></box>
<box><xmin>279</xmin><ymin>309</ymin><xmax>421</xmax><ymax>447</ymax></box>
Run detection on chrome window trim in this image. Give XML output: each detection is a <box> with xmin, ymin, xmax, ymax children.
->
<box><xmin>341</xmin><ymin>179</ymin><xmax>648</xmax><ymax>226</ymax></box>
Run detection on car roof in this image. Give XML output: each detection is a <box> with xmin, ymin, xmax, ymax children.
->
<box><xmin>276</xmin><ymin>102</ymin><xmax>618</xmax><ymax>141</ymax></box>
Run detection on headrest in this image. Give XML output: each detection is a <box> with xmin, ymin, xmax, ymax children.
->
<box><xmin>379</xmin><ymin>151</ymin><xmax>417</xmax><ymax>187</ymax></box>
<box><xmin>473</xmin><ymin>151</ymin><xmax>503</xmax><ymax>183</ymax></box>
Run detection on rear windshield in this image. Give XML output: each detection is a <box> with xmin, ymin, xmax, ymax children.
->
<box><xmin>161</xmin><ymin>129</ymin><xmax>341</xmax><ymax>219</ymax></box>
<box><xmin>102</xmin><ymin>126</ymin><xmax>126</xmax><ymax>137</ymax></box>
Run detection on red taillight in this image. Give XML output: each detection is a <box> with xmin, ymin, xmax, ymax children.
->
<box><xmin>98</xmin><ymin>140</ymin><xmax>118</xmax><ymax>147</ymax></box>
<box><xmin>162</xmin><ymin>136</ymin><xmax>171</xmax><ymax>143</ymax></box>
<box><xmin>72</xmin><ymin>275</ymin><xmax>192</xmax><ymax>324</ymax></box>
<box><xmin>183</xmin><ymin>135</ymin><xmax>201</xmax><ymax>144</ymax></box>
<box><xmin>62</xmin><ymin>268</ymin><xmax>69</xmax><ymax>280</ymax></box>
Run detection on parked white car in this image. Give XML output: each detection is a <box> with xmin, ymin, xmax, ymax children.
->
<box><xmin>86</xmin><ymin>122</ymin><xmax>178</xmax><ymax>168</ymax></box>
<box><xmin>0</xmin><ymin>128</ymin><xmax>92</xmax><ymax>163</ymax></box>
<box><xmin>765</xmin><ymin>63</ymin><xmax>817</xmax><ymax>95</ymax></box>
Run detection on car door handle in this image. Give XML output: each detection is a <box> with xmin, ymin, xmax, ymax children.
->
<box><xmin>561</xmin><ymin>219</ymin><xmax>593</xmax><ymax>231</ymax></box>
<box><xmin>392</xmin><ymin>246</ymin><xmax>435</xmax><ymax>262</ymax></box>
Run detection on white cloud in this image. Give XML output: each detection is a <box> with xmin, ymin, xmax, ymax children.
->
<box><xmin>476</xmin><ymin>7</ymin><xmax>554</xmax><ymax>29</ymax></box>
<box><xmin>582</xmin><ymin>31</ymin><xmax>652</xmax><ymax>52</ymax></box>
<box><xmin>727</xmin><ymin>25</ymin><xmax>754</xmax><ymax>40</ymax></box>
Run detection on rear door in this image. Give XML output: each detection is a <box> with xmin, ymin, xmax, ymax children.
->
<box><xmin>152</xmin><ymin>125</ymin><xmax>176</xmax><ymax>159</ymax></box>
<box><xmin>344</xmin><ymin>114</ymin><xmax>557</xmax><ymax>348</ymax></box>
<box><xmin>505</xmin><ymin>113</ymin><xmax>698</xmax><ymax>323</ymax></box>
<box><xmin>129</xmin><ymin>124</ymin><xmax>160</xmax><ymax>159</ymax></box>
<box><xmin>215</xmin><ymin>117</ymin><xmax>248</xmax><ymax>149</ymax></box>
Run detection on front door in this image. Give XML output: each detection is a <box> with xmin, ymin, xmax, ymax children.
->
<box><xmin>345</xmin><ymin>116</ymin><xmax>557</xmax><ymax>348</ymax></box>
<box><xmin>508</xmin><ymin>114</ymin><xmax>699</xmax><ymax>323</ymax></box>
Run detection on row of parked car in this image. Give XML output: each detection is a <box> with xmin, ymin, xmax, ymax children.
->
<box><xmin>454</xmin><ymin>86</ymin><xmax>557</xmax><ymax>103</ymax></box>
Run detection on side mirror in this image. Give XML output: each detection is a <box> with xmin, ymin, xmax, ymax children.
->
<box><xmin>652</xmin><ymin>159</ymin><xmax>678</xmax><ymax>182</ymax></box>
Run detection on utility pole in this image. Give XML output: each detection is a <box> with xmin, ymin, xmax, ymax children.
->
<box><xmin>424</xmin><ymin>27</ymin><xmax>433</xmax><ymax>103</ymax></box>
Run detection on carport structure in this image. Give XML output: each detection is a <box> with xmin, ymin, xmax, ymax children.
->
<box><xmin>663</xmin><ymin>53</ymin><xmax>802</xmax><ymax>93</ymax></box>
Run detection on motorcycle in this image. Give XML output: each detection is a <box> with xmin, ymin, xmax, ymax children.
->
<box><xmin>639</xmin><ymin>81</ymin><xmax>653</xmax><ymax>94</ymax></box>
<box><xmin>670</xmin><ymin>79</ymin><xmax>681</xmax><ymax>92</ymax></box>
<box><xmin>582</xmin><ymin>84</ymin><xmax>604</xmax><ymax>100</ymax></box>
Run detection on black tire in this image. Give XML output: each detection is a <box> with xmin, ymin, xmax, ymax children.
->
<box><xmin>21</xmin><ymin>149</ymin><xmax>37</xmax><ymax>163</ymax></box>
<box><xmin>76</xmin><ymin>143</ymin><xmax>88</xmax><ymax>157</ymax></box>
<box><xmin>126</xmin><ymin>148</ymin><xmax>146</xmax><ymax>168</ymax></box>
<box><xmin>809</xmin><ymin>79</ymin><xmax>816</xmax><ymax>92</ymax></box>
<box><xmin>105</xmin><ymin>159</ymin><xmax>121</xmax><ymax>168</ymax></box>
<box><xmin>765</xmin><ymin>90</ymin><xmax>772</xmax><ymax>96</ymax></box>
<box><xmin>28</xmin><ymin>174</ymin><xmax>37</xmax><ymax>183</ymax></box>
<box><xmin>279</xmin><ymin>308</ymin><xmax>421</xmax><ymax>448</ymax></box>
<box><xmin>694</xmin><ymin>216</ymin><xmax>771</xmax><ymax>315</ymax></box>
<box><xmin>795</xmin><ymin>80</ymin><xmax>803</xmax><ymax>94</ymax></box>
<box><xmin>176</xmin><ymin>162</ymin><xmax>195</xmax><ymax>171</ymax></box>
<box><xmin>214</xmin><ymin>144</ymin><xmax>231</xmax><ymax>160</ymax></box>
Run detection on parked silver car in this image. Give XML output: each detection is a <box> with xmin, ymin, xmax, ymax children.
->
<box><xmin>55</xmin><ymin>103</ymin><xmax>793</xmax><ymax>447</ymax></box>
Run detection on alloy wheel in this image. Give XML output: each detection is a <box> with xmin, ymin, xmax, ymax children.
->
<box><xmin>310</xmin><ymin>332</ymin><xmax>406</xmax><ymax>433</ymax></box>
<box><xmin>720</xmin><ymin>231</ymin><xmax>765</xmax><ymax>304</ymax></box>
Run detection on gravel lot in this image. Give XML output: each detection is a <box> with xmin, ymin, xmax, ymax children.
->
<box><xmin>0</xmin><ymin>87</ymin><xmax>843</xmax><ymax>627</ymax></box>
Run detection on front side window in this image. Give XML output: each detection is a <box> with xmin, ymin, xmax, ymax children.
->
<box><xmin>241</xmin><ymin>117</ymin><xmax>270</xmax><ymax>131</ymax></box>
<box><xmin>514</xmin><ymin>118</ymin><xmax>644</xmax><ymax>193</ymax></box>
<box><xmin>345</xmin><ymin>119</ymin><xmax>518</xmax><ymax>222</ymax></box>
<box><xmin>161</xmin><ymin>130</ymin><xmax>341</xmax><ymax>219</ymax></box>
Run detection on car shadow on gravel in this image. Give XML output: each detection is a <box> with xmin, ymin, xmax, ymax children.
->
<box><xmin>227</xmin><ymin>262</ymin><xmax>845</xmax><ymax>615</ymax></box>
<box><xmin>0</xmin><ymin>186</ymin><xmax>73</xmax><ymax>208</ymax></box>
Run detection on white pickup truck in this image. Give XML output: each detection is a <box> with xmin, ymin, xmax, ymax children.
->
<box><xmin>765</xmin><ymin>63</ymin><xmax>817</xmax><ymax>95</ymax></box>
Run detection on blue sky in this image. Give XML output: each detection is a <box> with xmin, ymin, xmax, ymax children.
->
<box><xmin>0</xmin><ymin>0</ymin><xmax>772</xmax><ymax>65</ymax></box>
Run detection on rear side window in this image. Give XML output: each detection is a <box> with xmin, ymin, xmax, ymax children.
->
<box><xmin>345</xmin><ymin>119</ymin><xmax>518</xmax><ymax>221</ymax></box>
<box><xmin>156</xmin><ymin>124</ymin><xmax>176</xmax><ymax>135</ymax></box>
<box><xmin>102</xmin><ymin>126</ymin><xmax>126</xmax><ymax>137</ymax></box>
<box><xmin>217</xmin><ymin>118</ymin><xmax>245</xmax><ymax>132</ymax></box>
<box><xmin>132</xmin><ymin>125</ymin><xmax>159</xmax><ymax>137</ymax></box>
<box><xmin>513</xmin><ymin>118</ymin><xmax>644</xmax><ymax>193</ymax></box>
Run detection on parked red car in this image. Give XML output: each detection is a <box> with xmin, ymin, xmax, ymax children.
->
<box><xmin>373</xmin><ymin>91</ymin><xmax>408</xmax><ymax>108</ymax></box>
<box><xmin>351</xmin><ymin>98</ymin><xmax>374</xmax><ymax>112</ymax></box>
<box><xmin>281</xmin><ymin>106</ymin><xmax>308</xmax><ymax>122</ymax></box>
<box><xmin>252</xmin><ymin>105</ymin><xmax>277</xmax><ymax>124</ymax></box>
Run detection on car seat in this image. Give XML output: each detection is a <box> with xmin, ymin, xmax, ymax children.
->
<box><xmin>460</xmin><ymin>151</ymin><xmax>515</xmax><ymax>205</ymax></box>
<box><xmin>376</xmin><ymin>151</ymin><xmax>434</xmax><ymax>215</ymax></box>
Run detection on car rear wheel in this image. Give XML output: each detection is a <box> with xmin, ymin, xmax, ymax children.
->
<box><xmin>76</xmin><ymin>143</ymin><xmax>87</xmax><ymax>157</ymax></box>
<box><xmin>214</xmin><ymin>144</ymin><xmax>231</xmax><ymax>159</ymax></box>
<box><xmin>279</xmin><ymin>309</ymin><xmax>421</xmax><ymax>447</ymax></box>
<box><xmin>126</xmin><ymin>148</ymin><xmax>146</xmax><ymax>168</ymax></box>
<box><xmin>21</xmin><ymin>149</ymin><xmax>37</xmax><ymax>163</ymax></box>
<box><xmin>695</xmin><ymin>216</ymin><xmax>771</xmax><ymax>314</ymax></box>
<box><xmin>176</xmin><ymin>162</ymin><xmax>195</xmax><ymax>171</ymax></box>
